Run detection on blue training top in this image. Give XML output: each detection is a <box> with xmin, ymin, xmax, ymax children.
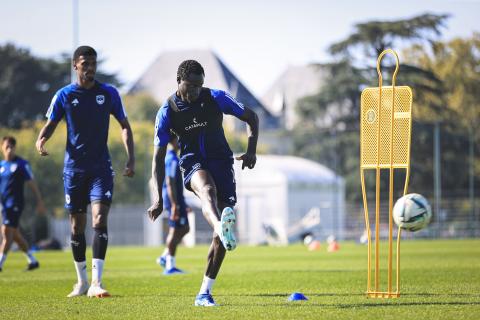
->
<box><xmin>162</xmin><ymin>149</ymin><xmax>186</xmax><ymax>210</ymax></box>
<box><xmin>0</xmin><ymin>156</ymin><xmax>33</xmax><ymax>210</ymax></box>
<box><xmin>46</xmin><ymin>81</ymin><xmax>127</xmax><ymax>172</ymax></box>
<box><xmin>154</xmin><ymin>88</ymin><xmax>245</xmax><ymax>160</ymax></box>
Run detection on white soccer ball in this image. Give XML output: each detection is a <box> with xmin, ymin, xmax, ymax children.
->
<box><xmin>393</xmin><ymin>193</ymin><xmax>432</xmax><ymax>232</ymax></box>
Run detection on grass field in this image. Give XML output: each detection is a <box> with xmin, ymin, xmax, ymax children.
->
<box><xmin>1</xmin><ymin>239</ymin><xmax>480</xmax><ymax>319</ymax></box>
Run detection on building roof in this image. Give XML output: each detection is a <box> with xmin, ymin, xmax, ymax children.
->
<box><xmin>236</xmin><ymin>154</ymin><xmax>341</xmax><ymax>185</ymax></box>
<box><xmin>261</xmin><ymin>64</ymin><xmax>326</xmax><ymax>129</ymax></box>
<box><xmin>129</xmin><ymin>49</ymin><xmax>277</xmax><ymax>128</ymax></box>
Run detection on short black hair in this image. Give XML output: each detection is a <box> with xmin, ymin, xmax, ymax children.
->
<box><xmin>177</xmin><ymin>60</ymin><xmax>205</xmax><ymax>83</ymax></box>
<box><xmin>2</xmin><ymin>136</ymin><xmax>16</xmax><ymax>146</ymax></box>
<box><xmin>73</xmin><ymin>45</ymin><xmax>97</xmax><ymax>61</ymax></box>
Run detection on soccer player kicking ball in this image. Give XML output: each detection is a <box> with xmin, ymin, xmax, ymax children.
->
<box><xmin>0</xmin><ymin>136</ymin><xmax>46</xmax><ymax>272</ymax></box>
<box><xmin>36</xmin><ymin>46</ymin><xmax>135</xmax><ymax>298</ymax></box>
<box><xmin>148</xmin><ymin>60</ymin><xmax>258</xmax><ymax>306</ymax></box>
<box><xmin>156</xmin><ymin>135</ymin><xmax>191</xmax><ymax>275</ymax></box>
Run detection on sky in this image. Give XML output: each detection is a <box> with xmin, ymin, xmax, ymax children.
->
<box><xmin>1</xmin><ymin>0</ymin><xmax>479</xmax><ymax>97</ymax></box>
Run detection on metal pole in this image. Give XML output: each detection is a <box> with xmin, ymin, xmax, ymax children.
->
<box><xmin>71</xmin><ymin>0</ymin><xmax>79</xmax><ymax>84</ymax></box>
<box><xmin>469</xmin><ymin>127</ymin><xmax>475</xmax><ymax>236</ymax></box>
<box><xmin>434</xmin><ymin>122</ymin><xmax>441</xmax><ymax>236</ymax></box>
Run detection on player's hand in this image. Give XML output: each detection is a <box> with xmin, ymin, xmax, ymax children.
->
<box><xmin>235</xmin><ymin>152</ymin><xmax>257</xmax><ymax>169</ymax></box>
<box><xmin>172</xmin><ymin>204</ymin><xmax>180</xmax><ymax>221</ymax></box>
<box><xmin>123</xmin><ymin>158</ymin><xmax>135</xmax><ymax>177</ymax></box>
<box><xmin>147</xmin><ymin>201</ymin><xmax>163</xmax><ymax>221</ymax></box>
<box><xmin>36</xmin><ymin>137</ymin><xmax>49</xmax><ymax>156</ymax></box>
<box><xmin>36</xmin><ymin>201</ymin><xmax>47</xmax><ymax>216</ymax></box>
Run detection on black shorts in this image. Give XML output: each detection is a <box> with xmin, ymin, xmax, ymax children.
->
<box><xmin>180</xmin><ymin>154</ymin><xmax>237</xmax><ymax>207</ymax></box>
<box><xmin>1</xmin><ymin>206</ymin><xmax>22</xmax><ymax>228</ymax></box>
<box><xmin>63</xmin><ymin>169</ymin><xmax>114</xmax><ymax>214</ymax></box>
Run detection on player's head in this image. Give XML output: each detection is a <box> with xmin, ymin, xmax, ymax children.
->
<box><xmin>177</xmin><ymin>60</ymin><xmax>205</xmax><ymax>103</ymax></box>
<box><xmin>2</xmin><ymin>136</ymin><xmax>16</xmax><ymax>160</ymax></box>
<box><xmin>73</xmin><ymin>45</ymin><xmax>97</xmax><ymax>83</ymax></box>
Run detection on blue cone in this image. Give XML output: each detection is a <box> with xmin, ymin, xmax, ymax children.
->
<box><xmin>288</xmin><ymin>292</ymin><xmax>308</xmax><ymax>301</ymax></box>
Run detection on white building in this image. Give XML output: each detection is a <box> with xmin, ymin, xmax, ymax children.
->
<box><xmin>234</xmin><ymin>155</ymin><xmax>345</xmax><ymax>245</ymax></box>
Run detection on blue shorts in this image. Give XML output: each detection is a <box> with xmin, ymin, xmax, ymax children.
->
<box><xmin>166</xmin><ymin>205</ymin><xmax>189</xmax><ymax>228</ymax></box>
<box><xmin>180</xmin><ymin>154</ymin><xmax>237</xmax><ymax>207</ymax></box>
<box><xmin>63</xmin><ymin>169</ymin><xmax>114</xmax><ymax>214</ymax></box>
<box><xmin>1</xmin><ymin>206</ymin><xmax>22</xmax><ymax>228</ymax></box>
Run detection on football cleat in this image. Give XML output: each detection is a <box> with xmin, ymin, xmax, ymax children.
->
<box><xmin>156</xmin><ymin>255</ymin><xmax>166</xmax><ymax>268</ymax></box>
<box><xmin>219</xmin><ymin>207</ymin><xmax>237</xmax><ymax>251</ymax></box>
<box><xmin>163</xmin><ymin>267</ymin><xmax>185</xmax><ymax>275</ymax></box>
<box><xmin>25</xmin><ymin>261</ymin><xmax>39</xmax><ymax>271</ymax></box>
<box><xmin>194</xmin><ymin>293</ymin><xmax>217</xmax><ymax>306</ymax></box>
<box><xmin>87</xmin><ymin>282</ymin><xmax>111</xmax><ymax>298</ymax></box>
<box><xmin>67</xmin><ymin>282</ymin><xmax>89</xmax><ymax>298</ymax></box>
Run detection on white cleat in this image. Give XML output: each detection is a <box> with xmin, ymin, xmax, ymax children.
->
<box><xmin>219</xmin><ymin>207</ymin><xmax>237</xmax><ymax>251</ymax></box>
<box><xmin>87</xmin><ymin>282</ymin><xmax>111</xmax><ymax>298</ymax></box>
<box><xmin>67</xmin><ymin>282</ymin><xmax>89</xmax><ymax>298</ymax></box>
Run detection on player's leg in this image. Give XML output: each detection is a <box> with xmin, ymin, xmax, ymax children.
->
<box><xmin>194</xmin><ymin>159</ymin><xmax>238</xmax><ymax>306</ymax></box>
<box><xmin>0</xmin><ymin>223</ymin><xmax>15</xmax><ymax>271</ymax></box>
<box><xmin>12</xmin><ymin>228</ymin><xmax>39</xmax><ymax>270</ymax></box>
<box><xmin>64</xmin><ymin>171</ymin><xmax>89</xmax><ymax>297</ymax></box>
<box><xmin>86</xmin><ymin>169</ymin><xmax>113</xmax><ymax>298</ymax></box>
<box><xmin>189</xmin><ymin>171</ymin><xmax>229</xmax><ymax>306</ymax></box>
<box><xmin>163</xmin><ymin>219</ymin><xmax>189</xmax><ymax>274</ymax></box>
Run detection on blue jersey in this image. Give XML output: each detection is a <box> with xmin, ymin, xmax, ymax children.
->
<box><xmin>162</xmin><ymin>150</ymin><xmax>186</xmax><ymax>210</ymax></box>
<box><xmin>46</xmin><ymin>81</ymin><xmax>127</xmax><ymax>172</ymax></box>
<box><xmin>0</xmin><ymin>157</ymin><xmax>33</xmax><ymax>210</ymax></box>
<box><xmin>154</xmin><ymin>88</ymin><xmax>245</xmax><ymax>160</ymax></box>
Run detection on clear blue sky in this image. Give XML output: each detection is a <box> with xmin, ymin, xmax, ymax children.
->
<box><xmin>1</xmin><ymin>0</ymin><xmax>479</xmax><ymax>97</ymax></box>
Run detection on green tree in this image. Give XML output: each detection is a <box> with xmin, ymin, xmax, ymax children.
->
<box><xmin>122</xmin><ymin>92</ymin><xmax>159</xmax><ymax>122</ymax></box>
<box><xmin>293</xmin><ymin>13</ymin><xmax>450</xmax><ymax>200</ymax></box>
<box><xmin>0</xmin><ymin>43</ymin><xmax>120</xmax><ymax>128</ymax></box>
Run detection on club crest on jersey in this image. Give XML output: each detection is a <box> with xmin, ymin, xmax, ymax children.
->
<box><xmin>10</xmin><ymin>164</ymin><xmax>17</xmax><ymax>173</ymax></box>
<box><xmin>96</xmin><ymin>95</ymin><xmax>105</xmax><ymax>105</ymax></box>
<box><xmin>72</xmin><ymin>98</ymin><xmax>79</xmax><ymax>106</ymax></box>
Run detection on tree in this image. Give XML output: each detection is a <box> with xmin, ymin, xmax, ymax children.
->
<box><xmin>122</xmin><ymin>92</ymin><xmax>159</xmax><ymax>122</ymax></box>
<box><xmin>293</xmin><ymin>13</ymin><xmax>450</xmax><ymax>201</ymax></box>
<box><xmin>0</xmin><ymin>43</ymin><xmax>120</xmax><ymax>128</ymax></box>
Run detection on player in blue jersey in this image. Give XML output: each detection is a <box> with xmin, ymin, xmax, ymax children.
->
<box><xmin>147</xmin><ymin>60</ymin><xmax>259</xmax><ymax>306</ymax></box>
<box><xmin>156</xmin><ymin>135</ymin><xmax>191</xmax><ymax>275</ymax></box>
<box><xmin>0</xmin><ymin>136</ymin><xmax>46</xmax><ymax>272</ymax></box>
<box><xmin>35</xmin><ymin>46</ymin><xmax>135</xmax><ymax>298</ymax></box>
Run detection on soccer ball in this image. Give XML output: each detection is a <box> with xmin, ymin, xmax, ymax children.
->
<box><xmin>393</xmin><ymin>193</ymin><xmax>432</xmax><ymax>232</ymax></box>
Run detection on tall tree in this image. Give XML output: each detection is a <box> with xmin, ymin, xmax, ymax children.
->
<box><xmin>0</xmin><ymin>43</ymin><xmax>120</xmax><ymax>128</ymax></box>
<box><xmin>293</xmin><ymin>13</ymin><xmax>450</xmax><ymax>200</ymax></box>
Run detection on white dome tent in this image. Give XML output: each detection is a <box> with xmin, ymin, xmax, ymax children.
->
<box><xmin>233</xmin><ymin>155</ymin><xmax>345</xmax><ymax>245</ymax></box>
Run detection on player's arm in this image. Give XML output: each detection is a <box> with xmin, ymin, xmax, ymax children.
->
<box><xmin>117</xmin><ymin>118</ymin><xmax>135</xmax><ymax>177</ymax></box>
<box><xmin>35</xmin><ymin>119</ymin><xmax>59</xmax><ymax>156</ymax></box>
<box><xmin>148</xmin><ymin>146</ymin><xmax>167</xmax><ymax>221</ymax></box>
<box><xmin>26</xmin><ymin>180</ymin><xmax>47</xmax><ymax>215</ymax></box>
<box><xmin>166</xmin><ymin>163</ymin><xmax>180</xmax><ymax>221</ymax></box>
<box><xmin>235</xmin><ymin>107</ymin><xmax>259</xmax><ymax>169</ymax></box>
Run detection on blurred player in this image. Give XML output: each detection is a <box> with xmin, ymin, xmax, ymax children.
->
<box><xmin>156</xmin><ymin>135</ymin><xmax>190</xmax><ymax>275</ymax></box>
<box><xmin>0</xmin><ymin>136</ymin><xmax>46</xmax><ymax>272</ymax></box>
<box><xmin>148</xmin><ymin>60</ymin><xmax>258</xmax><ymax>306</ymax></box>
<box><xmin>36</xmin><ymin>46</ymin><xmax>135</xmax><ymax>297</ymax></box>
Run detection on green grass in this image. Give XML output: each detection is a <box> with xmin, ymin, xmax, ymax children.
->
<box><xmin>1</xmin><ymin>240</ymin><xmax>480</xmax><ymax>319</ymax></box>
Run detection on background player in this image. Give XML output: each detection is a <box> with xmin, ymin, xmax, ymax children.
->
<box><xmin>148</xmin><ymin>60</ymin><xmax>258</xmax><ymax>306</ymax></box>
<box><xmin>156</xmin><ymin>135</ymin><xmax>190</xmax><ymax>275</ymax></box>
<box><xmin>0</xmin><ymin>136</ymin><xmax>46</xmax><ymax>272</ymax></box>
<box><xmin>36</xmin><ymin>46</ymin><xmax>135</xmax><ymax>298</ymax></box>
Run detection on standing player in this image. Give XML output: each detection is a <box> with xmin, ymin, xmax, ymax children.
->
<box><xmin>156</xmin><ymin>135</ymin><xmax>190</xmax><ymax>275</ymax></box>
<box><xmin>147</xmin><ymin>60</ymin><xmax>258</xmax><ymax>306</ymax></box>
<box><xmin>0</xmin><ymin>136</ymin><xmax>46</xmax><ymax>272</ymax></box>
<box><xmin>36</xmin><ymin>46</ymin><xmax>135</xmax><ymax>298</ymax></box>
